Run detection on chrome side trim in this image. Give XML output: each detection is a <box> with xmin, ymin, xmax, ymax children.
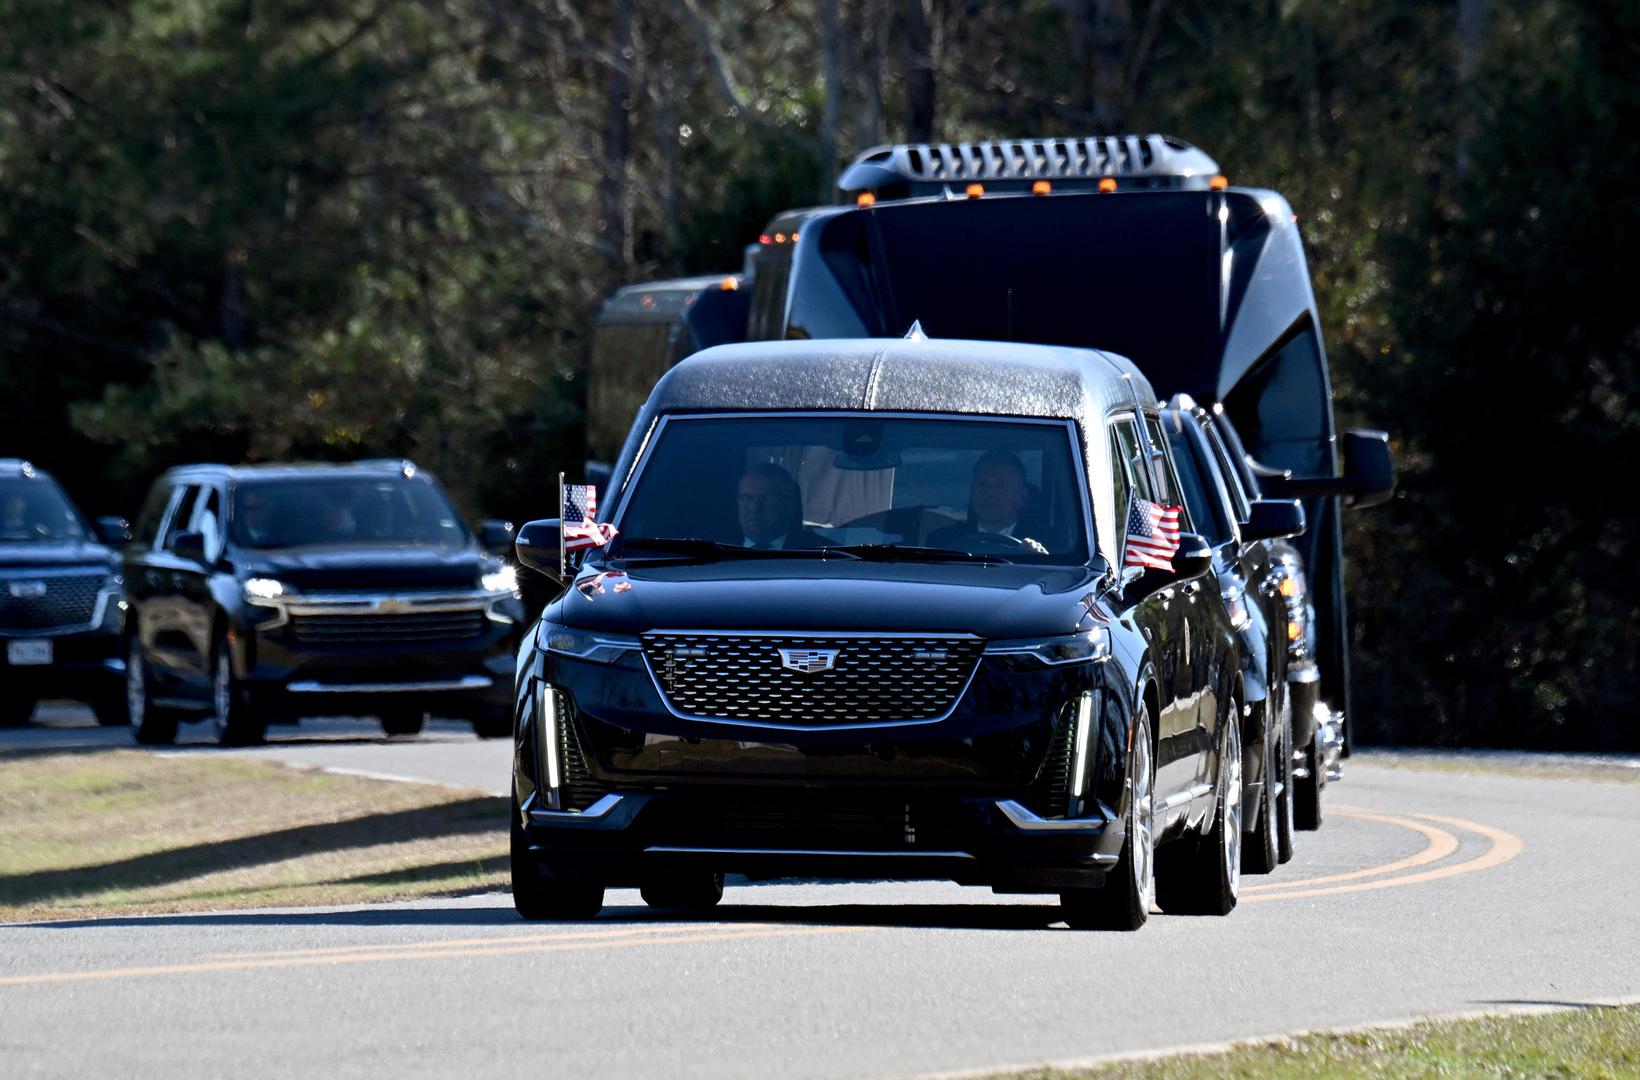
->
<box><xmin>285</xmin><ymin>675</ymin><xmax>493</xmax><ymax>694</ymax></box>
<box><xmin>642</xmin><ymin>845</ymin><xmax>978</xmax><ymax>861</ymax></box>
<box><xmin>993</xmin><ymin>800</ymin><xmax>1118</xmax><ymax>855</ymax></box>
<box><xmin>528</xmin><ymin>794</ymin><xmax>624</xmax><ymax>821</ymax></box>
<box><xmin>1158</xmin><ymin>783</ymin><xmax>1213</xmax><ymax>812</ymax></box>
<box><xmin>276</xmin><ymin>591</ymin><xmax>499</xmax><ymax>616</ymax></box>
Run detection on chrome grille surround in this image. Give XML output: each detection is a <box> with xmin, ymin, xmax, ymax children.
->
<box><xmin>0</xmin><ymin>568</ymin><xmax>109</xmax><ymax>634</ymax></box>
<box><xmin>640</xmin><ymin>630</ymin><xmax>984</xmax><ymax>730</ymax></box>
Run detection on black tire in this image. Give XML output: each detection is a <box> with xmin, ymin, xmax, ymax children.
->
<box><xmin>1155</xmin><ymin>697</ymin><xmax>1241</xmax><ymax>917</ymax></box>
<box><xmin>0</xmin><ymin>693</ymin><xmax>36</xmax><ymax>728</ymax></box>
<box><xmin>91</xmin><ymin>685</ymin><xmax>129</xmax><ymax>728</ymax></box>
<box><xmin>640</xmin><ymin>870</ymin><xmax>725</xmax><ymax>911</ymax></box>
<box><xmin>510</xmin><ymin>799</ymin><xmax>604</xmax><ymax>920</ymax></box>
<box><xmin>1294</xmin><ymin>734</ymin><xmax>1325</xmax><ymax>831</ymax></box>
<box><xmin>1274</xmin><ymin>695</ymin><xmax>1295</xmax><ymax>863</ymax></box>
<box><xmin>1243</xmin><ymin>701</ymin><xmax>1279</xmax><ymax>875</ymax></box>
<box><xmin>379</xmin><ymin>709</ymin><xmax>427</xmax><ymax>737</ymax></box>
<box><xmin>472</xmin><ymin>708</ymin><xmax>511</xmax><ymax>739</ymax></box>
<box><xmin>210</xmin><ymin>641</ymin><xmax>265</xmax><ymax>746</ymax></box>
<box><xmin>1062</xmin><ymin>702</ymin><xmax>1154</xmax><ymax>931</ymax></box>
<box><xmin>126</xmin><ymin>638</ymin><xmax>179</xmax><ymax>747</ymax></box>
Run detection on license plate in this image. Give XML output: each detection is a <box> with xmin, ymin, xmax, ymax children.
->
<box><xmin>6</xmin><ymin>640</ymin><xmax>53</xmax><ymax>666</ymax></box>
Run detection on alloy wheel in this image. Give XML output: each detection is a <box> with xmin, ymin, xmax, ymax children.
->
<box><xmin>1222</xmin><ymin>707</ymin><xmax>1243</xmax><ymax>899</ymax></box>
<box><xmin>212</xmin><ymin>651</ymin><xmax>233</xmax><ymax>741</ymax></box>
<box><xmin>1131</xmin><ymin>727</ymin><xmax>1155</xmax><ymax>913</ymax></box>
<box><xmin>126</xmin><ymin>643</ymin><xmax>145</xmax><ymax>733</ymax></box>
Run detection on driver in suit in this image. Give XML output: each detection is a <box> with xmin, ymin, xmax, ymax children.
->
<box><xmin>737</xmin><ymin>463</ymin><xmax>829</xmax><ymax>550</ymax></box>
<box><xmin>927</xmin><ymin>451</ymin><xmax>1048</xmax><ymax>552</ymax></box>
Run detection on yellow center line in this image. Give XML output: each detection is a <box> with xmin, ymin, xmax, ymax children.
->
<box><xmin>0</xmin><ymin>924</ymin><xmax>871</xmax><ymax>988</ymax></box>
<box><xmin>1246</xmin><ymin>809</ymin><xmax>1524</xmax><ymax>903</ymax></box>
<box><xmin>1242</xmin><ymin>805</ymin><xmax>1459</xmax><ymax>894</ymax></box>
<box><xmin>202</xmin><ymin>921</ymin><xmax>778</xmax><ymax>961</ymax></box>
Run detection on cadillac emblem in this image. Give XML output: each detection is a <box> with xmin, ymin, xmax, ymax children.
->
<box><xmin>778</xmin><ymin>647</ymin><xmax>840</xmax><ymax>674</ymax></box>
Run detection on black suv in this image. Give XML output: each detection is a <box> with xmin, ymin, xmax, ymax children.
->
<box><xmin>509</xmin><ymin>339</ymin><xmax>1252</xmax><ymax>930</ymax></box>
<box><xmin>0</xmin><ymin>460</ymin><xmax>128</xmax><ymax>727</ymax></box>
<box><xmin>122</xmin><ymin>460</ymin><xmax>524</xmax><ymax>745</ymax></box>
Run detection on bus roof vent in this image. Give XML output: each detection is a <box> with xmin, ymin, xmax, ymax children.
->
<box><xmin>837</xmin><ymin>135</ymin><xmax>1220</xmax><ymax>199</ymax></box>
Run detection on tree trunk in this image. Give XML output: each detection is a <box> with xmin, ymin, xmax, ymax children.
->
<box><xmin>819</xmin><ymin>0</ymin><xmax>844</xmax><ymax>199</ymax></box>
<box><xmin>600</xmin><ymin>0</ymin><xmax>635</xmax><ymax>281</ymax></box>
<box><xmin>1455</xmin><ymin>0</ymin><xmax>1489</xmax><ymax>178</ymax></box>
<box><xmin>904</xmin><ymin>0</ymin><xmax>936</xmax><ymax>142</ymax></box>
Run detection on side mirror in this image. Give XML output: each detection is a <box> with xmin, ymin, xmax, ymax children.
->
<box><xmin>96</xmin><ymin>516</ymin><xmax>132</xmax><ymax>545</ymax></box>
<box><xmin>1340</xmin><ymin>429</ymin><xmax>1394</xmax><ymax>508</ymax></box>
<box><xmin>1127</xmin><ymin>531</ymin><xmax>1213</xmax><ymax>600</ymax></box>
<box><xmin>1241</xmin><ymin>499</ymin><xmax>1306</xmax><ymax>543</ymax></box>
<box><xmin>170</xmin><ymin>531</ymin><xmax>206</xmax><ymax>561</ymax></box>
<box><xmin>477</xmin><ymin>519</ymin><xmax>515</xmax><ymax>556</ymax></box>
<box><xmin>515</xmin><ymin>519</ymin><xmax>564</xmax><ymax>581</ymax></box>
<box><xmin>1256</xmin><ymin>428</ymin><xmax>1395</xmax><ymax>510</ymax></box>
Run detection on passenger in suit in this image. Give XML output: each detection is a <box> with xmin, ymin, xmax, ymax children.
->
<box><xmin>736</xmin><ymin>463</ymin><xmax>829</xmax><ymax>549</ymax></box>
<box><xmin>927</xmin><ymin>451</ymin><xmax>1050</xmax><ymax>553</ymax></box>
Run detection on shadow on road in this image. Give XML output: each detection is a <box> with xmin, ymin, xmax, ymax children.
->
<box><xmin>0</xmin><ymin>797</ymin><xmax>507</xmax><ymax>912</ymax></box>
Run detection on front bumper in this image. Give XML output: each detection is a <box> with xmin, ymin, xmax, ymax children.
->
<box><xmin>0</xmin><ymin>625</ymin><xmax>123</xmax><ymax>699</ymax></box>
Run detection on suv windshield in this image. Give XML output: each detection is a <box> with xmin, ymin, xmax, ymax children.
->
<box><xmin>231</xmin><ymin>477</ymin><xmax>468</xmax><ymax>550</ymax></box>
<box><xmin>0</xmin><ymin>477</ymin><xmax>89</xmax><ymax>543</ymax></box>
<box><xmin>616</xmin><ymin>415</ymin><xmax>1091</xmax><ymax>564</ymax></box>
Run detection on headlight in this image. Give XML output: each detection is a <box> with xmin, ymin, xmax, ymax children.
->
<box><xmin>1222</xmin><ymin>584</ymin><xmax>1251</xmax><ymax>630</ymax></box>
<box><xmin>985</xmin><ymin>628</ymin><xmax>1112</xmax><ymax>666</ymax></box>
<box><xmin>542</xmin><ymin>622</ymin><xmax>640</xmax><ymax>664</ymax></box>
<box><xmin>481</xmin><ymin>565</ymin><xmax>519</xmax><ymax>596</ymax></box>
<box><xmin>243</xmin><ymin>577</ymin><xmax>286</xmax><ymax>601</ymax></box>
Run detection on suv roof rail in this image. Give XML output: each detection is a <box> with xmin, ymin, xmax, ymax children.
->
<box><xmin>351</xmin><ymin>458</ymin><xmax>421</xmax><ymax>476</ymax></box>
<box><xmin>836</xmin><ymin>134</ymin><xmax>1221</xmax><ymax>200</ymax></box>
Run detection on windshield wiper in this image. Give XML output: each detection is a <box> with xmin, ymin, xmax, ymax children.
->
<box><xmin>611</xmin><ymin>537</ymin><xmax>860</xmax><ymax>562</ymax></box>
<box><xmin>831</xmin><ymin>544</ymin><xmax>1011</xmax><ymax>565</ymax></box>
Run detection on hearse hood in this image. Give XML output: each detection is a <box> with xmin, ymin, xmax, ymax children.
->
<box><xmin>555</xmin><ymin>559</ymin><xmax>1099</xmax><ymax>640</ymax></box>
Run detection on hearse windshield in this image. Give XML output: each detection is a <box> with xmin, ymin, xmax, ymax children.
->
<box><xmin>0</xmin><ymin>477</ymin><xmax>90</xmax><ymax>543</ymax></box>
<box><xmin>231</xmin><ymin>477</ymin><xmax>468</xmax><ymax>550</ymax></box>
<box><xmin>615</xmin><ymin>415</ymin><xmax>1091</xmax><ymax>564</ymax></box>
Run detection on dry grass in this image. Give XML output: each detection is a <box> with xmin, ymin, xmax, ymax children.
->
<box><xmin>0</xmin><ymin>749</ymin><xmax>506</xmax><ymax>922</ymax></box>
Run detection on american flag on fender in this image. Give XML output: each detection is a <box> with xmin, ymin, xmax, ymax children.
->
<box><xmin>1124</xmin><ymin>497</ymin><xmax>1182</xmax><ymax>572</ymax></box>
<box><xmin>562</xmin><ymin>483</ymin><xmax>618</xmax><ymax>552</ymax></box>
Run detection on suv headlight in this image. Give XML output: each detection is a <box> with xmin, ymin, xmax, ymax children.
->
<box><xmin>481</xmin><ymin>565</ymin><xmax>519</xmax><ymax>597</ymax></box>
<box><xmin>985</xmin><ymin>628</ymin><xmax>1112</xmax><ymax>666</ymax></box>
<box><xmin>244</xmin><ymin>577</ymin><xmax>286</xmax><ymax>601</ymax></box>
<box><xmin>1222</xmin><ymin>583</ymin><xmax>1251</xmax><ymax>630</ymax></box>
<box><xmin>542</xmin><ymin>622</ymin><xmax>640</xmax><ymax>664</ymax></box>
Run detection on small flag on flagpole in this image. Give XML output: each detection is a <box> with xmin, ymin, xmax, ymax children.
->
<box><xmin>1123</xmin><ymin>497</ymin><xmax>1182</xmax><ymax>572</ymax></box>
<box><xmin>560</xmin><ymin>477</ymin><xmax>618</xmax><ymax>575</ymax></box>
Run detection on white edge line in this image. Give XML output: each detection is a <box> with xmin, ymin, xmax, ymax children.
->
<box><xmin>897</xmin><ymin>993</ymin><xmax>1640</xmax><ymax>1080</ymax></box>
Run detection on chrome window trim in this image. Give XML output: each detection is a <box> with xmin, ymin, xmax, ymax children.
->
<box><xmin>606</xmin><ymin>410</ymin><xmax>1098</xmax><ymax>564</ymax></box>
<box><xmin>637</xmin><ymin>629</ymin><xmax>985</xmax><ymax>732</ymax></box>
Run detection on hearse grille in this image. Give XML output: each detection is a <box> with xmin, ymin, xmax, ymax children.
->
<box><xmin>0</xmin><ymin>572</ymin><xmax>103</xmax><ymax>632</ymax></box>
<box><xmin>640</xmin><ymin>632</ymin><xmax>983</xmax><ymax>727</ymax></box>
<box><xmin>290</xmin><ymin>610</ymin><xmax>488</xmax><ymax>645</ymax></box>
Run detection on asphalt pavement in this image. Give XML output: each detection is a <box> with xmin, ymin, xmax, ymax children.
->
<box><xmin>3</xmin><ymin>707</ymin><xmax>1639</xmax><ymax>1079</ymax></box>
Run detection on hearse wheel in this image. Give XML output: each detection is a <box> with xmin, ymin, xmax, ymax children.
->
<box><xmin>1062</xmin><ymin>702</ymin><xmax>1155</xmax><ymax>931</ymax></box>
<box><xmin>640</xmin><ymin>869</ymin><xmax>725</xmax><ymax>911</ymax></box>
<box><xmin>510</xmin><ymin>799</ymin><xmax>604</xmax><ymax>920</ymax></box>
<box><xmin>1155</xmin><ymin>696</ymin><xmax>1241</xmax><ymax>916</ymax></box>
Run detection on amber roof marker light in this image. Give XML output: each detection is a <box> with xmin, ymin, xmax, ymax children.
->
<box><xmin>1031</xmin><ymin>180</ymin><xmax>1052</xmax><ymax>195</ymax></box>
<box><xmin>1210</xmin><ymin>174</ymin><xmax>1230</xmax><ymax>190</ymax></box>
<box><xmin>856</xmin><ymin>192</ymin><xmax>877</xmax><ymax>207</ymax></box>
<box><xmin>965</xmin><ymin>182</ymin><xmax>985</xmax><ymax>199</ymax></box>
<box><xmin>720</xmin><ymin>277</ymin><xmax>739</xmax><ymax>291</ymax></box>
<box><xmin>1098</xmin><ymin>177</ymin><xmax>1117</xmax><ymax>193</ymax></box>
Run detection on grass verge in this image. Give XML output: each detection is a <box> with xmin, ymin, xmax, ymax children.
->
<box><xmin>989</xmin><ymin>1004</ymin><xmax>1640</xmax><ymax>1079</ymax></box>
<box><xmin>1355</xmin><ymin>748</ymin><xmax>1640</xmax><ymax>786</ymax></box>
<box><xmin>0</xmin><ymin>749</ymin><xmax>506</xmax><ymax>922</ymax></box>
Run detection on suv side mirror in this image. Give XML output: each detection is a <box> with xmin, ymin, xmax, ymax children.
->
<box><xmin>515</xmin><ymin>519</ymin><xmax>564</xmax><ymax>581</ymax></box>
<box><xmin>1128</xmin><ymin>531</ymin><xmax>1213</xmax><ymax>601</ymax></box>
<box><xmin>170</xmin><ymin>531</ymin><xmax>206</xmax><ymax>561</ymax></box>
<box><xmin>1242</xmin><ymin>499</ymin><xmax>1305</xmax><ymax>542</ymax></box>
<box><xmin>96</xmin><ymin>516</ymin><xmax>132</xmax><ymax>545</ymax></box>
<box><xmin>477</xmin><ymin>519</ymin><xmax>515</xmax><ymax>555</ymax></box>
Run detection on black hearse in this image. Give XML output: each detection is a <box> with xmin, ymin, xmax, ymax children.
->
<box><xmin>511</xmin><ymin>338</ymin><xmax>1250</xmax><ymax>930</ymax></box>
<box><xmin>0</xmin><ymin>459</ymin><xmax>128</xmax><ymax>726</ymax></box>
<box><xmin>123</xmin><ymin>460</ymin><xmax>524</xmax><ymax>744</ymax></box>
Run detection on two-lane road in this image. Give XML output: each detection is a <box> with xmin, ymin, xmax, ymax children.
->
<box><xmin>2</xmin><ymin>710</ymin><xmax>1638</xmax><ymax>1079</ymax></box>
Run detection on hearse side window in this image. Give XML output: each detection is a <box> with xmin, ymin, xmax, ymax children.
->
<box><xmin>161</xmin><ymin>485</ymin><xmax>202</xmax><ymax>551</ymax></box>
<box><xmin>131</xmin><ymin>483</ymin><xmax>173</xmax><ymax>546</ymax></box>
<box><xmin>1163</xmin><ymin>424</ymin><xmax>1233</xmax><ymax>548</ymax></box>
<box><xmin>1203</xmin><ymin>422</ymin><xmax>1253</xmax><ymax>522</ymax></box>
<box><xmin>616</xmin><ymin>415</ymin><xmax>1091</xmax><ymax>562</ymax></box>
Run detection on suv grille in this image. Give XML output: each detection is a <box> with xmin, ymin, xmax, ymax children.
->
<box><xmin>0</xmin><ymin>572</ymin><xmax>102</xmax><ymax>632</ymax></box>
<box><xmin>641</xmin><ymin>632</ymin><xmax>983</xmax><ymax>727</ymax></box>
<box><xmin>290</xmin><ymin>610</ymin><xmax>487</xmax><ymax>645</ymax></box>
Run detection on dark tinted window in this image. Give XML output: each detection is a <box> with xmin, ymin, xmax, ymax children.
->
<box><xmin>619</xmin><ymin>414</ymin><xmax>1090</xmax><ymax>563</ymax></box>
<box><xmin>162</xmin><ymin>485</ymin><xmax>202</xmax><ymax>550</ymax></box>
<box><xmin>1163</xmin><ymin>421</ymin><xmax>1234</xmax><ymax>547</ymax></box>
<box><xmin>132</xmin><ymin>483</ymin><xmax>173</xmax><ymax>545</ymax></box>
<box><xmin>0</xmin><ymin>476</ymin><xmax>88</xmax><ymax>542</ymax></box>
<box><xmin>1203</xmin><ymin>423</ymin><xmax>1253</xmax><ymax>521</ymax></box>
<box><xmin>231</xmin><ymin>477</ymin><xmax>467</xmax><ymax>550</ymax></box>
